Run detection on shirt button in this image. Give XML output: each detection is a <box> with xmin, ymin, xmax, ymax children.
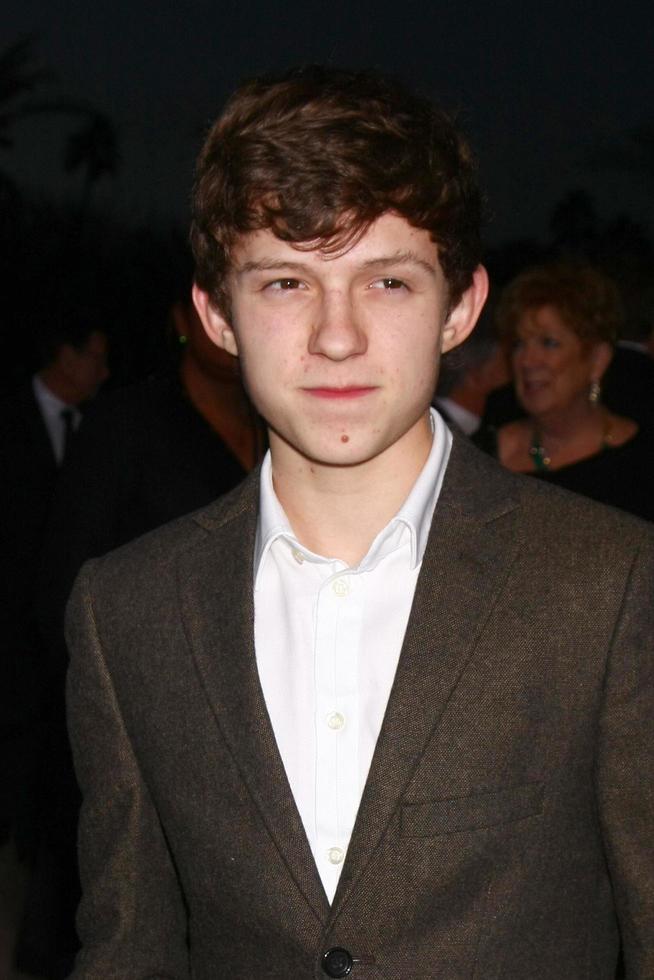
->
<box><xmin>327</xmin><ymin>846</ymin><xmax>344</xmax><ymax>865</ymax></box>
<box><xmin>292</xmin><ymin>548</ymin><xmax>305</xmax><ymax>564</ymax></box>
<box><xmin>326</xmin><ymin>711</ymin><xmax>345</xmax><ymax>731</ymax></box>
<box><xmin>332</xmin><ymin>577</ymin><xmax>350</xmax><ymax>597</ymax></box>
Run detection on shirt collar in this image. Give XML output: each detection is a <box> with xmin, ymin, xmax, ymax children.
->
<box><xmin>32</xmin><ymin>373</ymin><xmax>73</xmax><ymax>419</ymax></box>
<box><xmin>254</xmin><ymin>408</ymin><xmax>452</xmax><ymax>585</ymax></box>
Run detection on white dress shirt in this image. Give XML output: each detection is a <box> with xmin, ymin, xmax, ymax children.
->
<box><xmin>254</xmin><ymin>409</ymin><xmax>452</xmax><ymax>902</ymax></box>
<box><xmin>32</xmin><ymin>374</ymin><xmax>82</xmax><ymax>465</ymax></box>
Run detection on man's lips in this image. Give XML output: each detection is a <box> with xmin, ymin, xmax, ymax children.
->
<box><xmin>302</xmin><ymin>386</ymin><xmax>377</xmax><ymax>399</ymax></box>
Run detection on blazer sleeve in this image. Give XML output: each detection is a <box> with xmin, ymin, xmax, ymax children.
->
<box><xmin>65</xmin><ymin>561</ymin><xmax>190</xmax><ymax>979</ymax></box>
<box><xmin>595</xmin><ymin>535</ymin><xmax>654</xmax><ymax>979</ymax></box>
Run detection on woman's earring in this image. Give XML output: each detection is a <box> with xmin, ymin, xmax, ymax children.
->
<box><xmin>589</xmin><ymin>379</ymin><xmax>601</xmax><ymax>404</ymax></box>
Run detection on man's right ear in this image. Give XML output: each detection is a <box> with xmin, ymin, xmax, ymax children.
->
<box><xmin>191</xmin><ymin>283</ymin><xmax>239</xmax><ymax>357</ymax></box>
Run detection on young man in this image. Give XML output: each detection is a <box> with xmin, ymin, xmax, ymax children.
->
<box><xmin>66</xmin><ymin>68</ymin><xmax>653</xmax><ymax>978</ymax></box>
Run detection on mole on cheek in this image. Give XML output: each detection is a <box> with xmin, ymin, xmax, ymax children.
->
<box><xmin>341</xmin><ymin>434</ymin><xmax>349</xmax><ymax>443</ymax></box>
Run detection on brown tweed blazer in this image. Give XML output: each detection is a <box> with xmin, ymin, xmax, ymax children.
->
<box><xmin>65</xmin><ymin>434</ymin><xmax>654</xmax><ymax>979</ymax></box>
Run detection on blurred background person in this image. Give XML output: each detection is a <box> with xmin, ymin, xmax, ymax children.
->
<box><xmin>22</xmin><ymin>289</ymin><xmax>262</xmax><ymax>978</ymax></box>
<box><xmin>0</xmin><ymin>312</ymin><xmax>110</xmax><ymax>707</ymax></box>
<box><xmin>0</xmin><ymin>311</ymin><xmax>109</xmax><ymax>979</ymax></box>
<box><xmin>482</xmin><ymin>280</ymin><xmax>654</xmax><ymax>434</ymax></box>
<box><xmin>1</xmin><ymin>314</ymin><xmax>110</xmax><ymax>599</ymax></box>
<box><xmin>38</xmin><ymin>292</ymin><xmax>262</xmax><ymax>654</ymax></box>
<box><xmin>29</xmin><ymin>322</ymin><xmax>109</xmax><ymax>465</ymax></box>
<box><xmin>481</xmin><ymin>262</ymin><xmax>654</xmax><ymax>522</ymax></box>
<box><xmin>434</xmin><ymin>309</ymin><xmax>510</xmax><ymax>436</ymax></box>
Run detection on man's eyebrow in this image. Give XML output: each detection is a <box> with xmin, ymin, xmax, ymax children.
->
<box><xmin>235</xmin><ymin>258</ymin><xmax>311</xmax><ymax>276</ymax></box>
<box><xmin>235</xmin><ymin>250</ymin><xmax>437</xmax><ymax>277</ymax></box>
<box><xmin>360</xmin><ymin>250</ymin><xmax>437</xmax><ymax>275</ymax></box>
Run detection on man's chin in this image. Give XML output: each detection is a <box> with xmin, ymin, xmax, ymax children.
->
<box><xmin>270</xmin><ymin>427</ymin><xmax>388</xmax><ymax>471</ymax></box>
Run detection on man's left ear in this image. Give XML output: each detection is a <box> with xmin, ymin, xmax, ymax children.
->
<box><xmin>440</xmin><ymin>265</ymin><xmax>489</xmax><ymax>354</ymax></box>
<box><xmin>192</xmin><ymin>282</ymin><xmax>239</xmax><ymax>357</ymax></box>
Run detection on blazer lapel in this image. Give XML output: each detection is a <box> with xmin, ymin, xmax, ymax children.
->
<box><xmin>331</xmin><ymin>438</ymin><xmax>522</xmax><ymax>916</ymax></box>
<box><xmin>177</xmin><ymin>474</ymin><xmax>329</xmax><ymax>923</ymax></box>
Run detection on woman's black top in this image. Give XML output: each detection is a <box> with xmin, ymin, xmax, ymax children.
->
<box><xmin>475</xmin><ymin>425</ymin><xmax>654</xmax><ymax>523</ymax></box>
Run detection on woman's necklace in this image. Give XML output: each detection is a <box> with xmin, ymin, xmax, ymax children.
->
<box><xmin>528</xmin><ymin>434</ymin><xmax>551</xmax><ymax>471</ymax></box>
<box><xmin>529</xmin><ymin>413</ymin><xmax>614</xmax><ymax>472</ymax></box>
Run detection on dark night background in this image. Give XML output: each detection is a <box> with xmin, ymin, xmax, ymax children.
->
<box><xmin>3</xmin><ymin>0</ymin><xmax>653</xmax><ymax>383</ymax></box>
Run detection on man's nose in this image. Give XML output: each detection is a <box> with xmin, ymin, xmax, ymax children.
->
<box><xmin>308</xmin><ymin>291</ymin><xmax>367</xmax><ymax>360</ymax></box>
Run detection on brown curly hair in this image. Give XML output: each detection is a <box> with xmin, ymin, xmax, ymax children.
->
<box><xmin>496</xmin><ymin>262</ymin><xmax>623</xmax><ymax>349</ymax></box>
<box><xmin>190</xmin><ymin>66</ymin><xmax>482</xmax><ymax>317</ymax></box>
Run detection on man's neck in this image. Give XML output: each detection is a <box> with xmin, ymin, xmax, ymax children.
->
<box><xmin>269</xmin><ymin>414</ymin><xmax>433</xmax><ymax>567</ymax></box>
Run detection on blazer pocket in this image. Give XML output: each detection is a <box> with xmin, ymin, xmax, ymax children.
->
<box><xmin>400</xmin><ymin>782</ymin><xmax>544</xmax><ymax>838</ymax></box>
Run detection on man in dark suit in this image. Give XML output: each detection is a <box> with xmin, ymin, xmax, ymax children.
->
<box><xmin>0</xmin><ymin>317</ymin><xmax>108</xmax><ymax>975</ymax></box>
<box><xmin>65</xmin><ymin>67</ymin><xmax>653</xmax><ymax>978</ymax></box>
<box><xmin>1</xmin><ymin>315</ymin><xmax>109</xmax><ymax>773</ymax></box>
<box><xmin>1</xmin><ymin>318</ymin><xmax>109</xmax><ymax>631</ymax></box>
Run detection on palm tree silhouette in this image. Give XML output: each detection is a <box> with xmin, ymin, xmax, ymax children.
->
<box><xmin>0</xmin><ymin>35</ymin><xmax>119</xmax><ymax>211</ymax></box>
<box><xmin>64</xmin><ymin>112</ymin><xmax>120</xmax><ymax>215</ymax></box>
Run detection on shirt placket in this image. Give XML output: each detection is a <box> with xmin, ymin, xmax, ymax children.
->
<box><xmin>313</xmin><ymin>565</ymin><xmax>362</xmax><ymax>899</ymax></box>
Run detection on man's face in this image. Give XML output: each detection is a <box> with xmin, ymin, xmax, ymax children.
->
<box><xmin>195</xmin><ymin>213</ymin><xmax>486</xmax><ymax>471</ymax></box>
<box><xmin>60</xmin><ymin>330</ymin><xmax>110</xmax><ymax>404</ymax></box>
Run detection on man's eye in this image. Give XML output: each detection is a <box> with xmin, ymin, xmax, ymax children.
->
<box><xmin>370</xmin><ymin>278</ymin><xmax>406</xmax><ymax>290</ymax></box>
<box><xmin>542</xmin><ymin>336</ymin><xmax>560</xmax><ymax>348</ymax></box>
<box><xmin>267</xmin><ymin>278</ymin><xmax>304</xmax><ymax>291</ymax></box>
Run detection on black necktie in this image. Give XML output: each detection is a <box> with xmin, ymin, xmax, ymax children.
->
<box><xmin>60</xmin><ymin>408</ymin><xmax>75</xmax><ymax>464</ymax></box>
